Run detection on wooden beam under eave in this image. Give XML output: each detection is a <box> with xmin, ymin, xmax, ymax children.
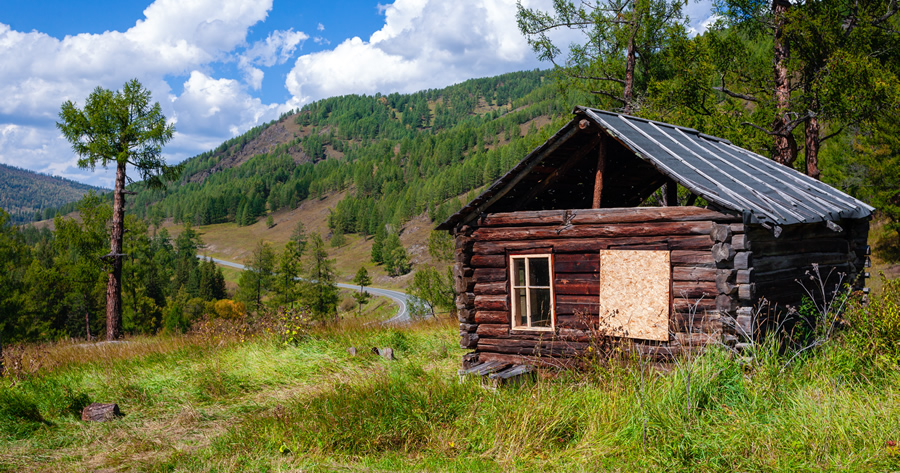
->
<box><xmin>592</xmin><ymin>137</ymin><xmax>606</xmax><ymax>209</ymax></box>
<box><xmin>665</xmin><ymin>179</ymin><xmax>678</xmax><ymax>206</ymax></box>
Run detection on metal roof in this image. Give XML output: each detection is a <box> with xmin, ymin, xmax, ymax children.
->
<box><xmin>438</xmin><ymin>107</ymin><xmax>874</xmax><ymax>231</ymax></box>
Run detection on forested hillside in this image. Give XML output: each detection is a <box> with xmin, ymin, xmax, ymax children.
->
<box><xmin>127</xmin><ymin>70</ymin><xmax>567</xmax><ymax>237</ymax></box>
<box><xmin>0</xmin><ymin>163</ymin><xmax>107</xmax><ymax>224</ymax></box>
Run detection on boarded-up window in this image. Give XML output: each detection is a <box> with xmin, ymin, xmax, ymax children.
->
<box><xmin>509</xmin><ymin>254</ymin><xmax>555</xmax><ymax>331</ymax></box>
<box><xmin>597</xmin><ymin>250</ymin><xmax>670</xmax><ymax>341</ymax></box>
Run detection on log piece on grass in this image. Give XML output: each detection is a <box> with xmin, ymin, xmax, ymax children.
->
<box><xmin>82</xmin><ymin>403</ymin><xmax>122</xmax><ymax>422</ymax></box>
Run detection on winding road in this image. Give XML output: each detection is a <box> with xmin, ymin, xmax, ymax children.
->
<box><xmin>203</xmin><ymin>256</ymin><xmax>412</xmax><ymax>323</ymax></box>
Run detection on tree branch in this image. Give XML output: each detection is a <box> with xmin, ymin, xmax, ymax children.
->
<box><xmin>713</xmin><ymin>86</ymin><xmax>759</xmax><ymax>102</ymax></box>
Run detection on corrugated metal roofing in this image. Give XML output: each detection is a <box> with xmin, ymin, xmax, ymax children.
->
<box><xmin>438</xmin><ymin>107</ymin><xmax>873</xmax><ymax>230</ymax></box>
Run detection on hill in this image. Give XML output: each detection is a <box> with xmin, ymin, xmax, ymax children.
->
<box><xmin>132</xmin><ymin>70</ymin><xmax>576</xmax><ymax>282</ymax></box>
<box><xmin>0</xmin><ymin>163</ymin><xmax>107</xmax><ymax>224</ymax></box>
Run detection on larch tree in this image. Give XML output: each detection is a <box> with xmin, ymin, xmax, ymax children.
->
<box><xmin>516</xmin><ymin>0</ymin><xmax>688</xmax><ymax>113</ymax></box>
<box><xmin>57</xmin><ymin>79</ymin><xmax>177</xmax><ymax>340</ymax></box>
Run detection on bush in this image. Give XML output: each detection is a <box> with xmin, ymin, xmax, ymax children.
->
<box><xmin>840</xmin><ymin>276</ymin><xmax>900</xmax><ymax>366</ymax></box>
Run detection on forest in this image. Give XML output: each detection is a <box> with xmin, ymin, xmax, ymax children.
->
<box><xmin>0</xmin><ymin>0</ymin><xmax>898</xmax><ymax>345</ymax></box>
<box><xmin>0</xmin><ymin>163</ymin><xmax>106</xmax><ymax>225</ymax></box>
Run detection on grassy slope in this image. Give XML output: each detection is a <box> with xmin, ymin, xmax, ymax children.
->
<box><xmin>163</xmin><ymin>189</ymin><xmax>448</xmax><ymax>291</ymax></box>
<box><xmin>2</xmin><ymin>317</ymin><xmax>900</xmax><ymax>472</ymax></box>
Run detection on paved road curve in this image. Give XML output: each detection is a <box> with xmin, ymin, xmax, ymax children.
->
<box><xmin>203</xmin><ymin>256</ymin><xmax>412</xmax><ymax>323</ymax></box>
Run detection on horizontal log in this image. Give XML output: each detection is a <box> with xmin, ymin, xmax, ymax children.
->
<box><xmin>460</xmin><ymin>323</ymin><xmax>477</xmax><ymax>333</ymax></box>
<box><xmin>474</xmin><ymin>282</ymin><xmax>506</xmax><ymax>295</ymax></box>
<box><xmin>671</xmin><ymin>312</ymin><xmax>723</xmax><ymax>333</ymax></box>
<box><xmin>478</xmin><ymin>207</ymin><xmax>737</xmax><ymax>227</ymax></box>
<box><xmin>477</xmin><ymin>338</ymin><xmax>588</xmax><ymax>357</ymax></box>
<box><xmin>748</xmin><ymin>238</ymin><xmax>850</xmax><ymax>258</ymax></box>
<box><xmin>474</xmin><ymin>294</ymin><xmax>508</xmax><ymax>311</ymax></box>
<box><xmin>554</xmin><ymin>281</ymin><xmax>600</xmax><ymax>296</ymax></box>
<box><xmin>474</xmin><ymin>352</ymin><xmax>528</xmax><ymax>366</ymax></box>
<box><xmin>752</xmin><ymin>252</ymin><xmax>851</xmax><ymax>272</ymax></box>
<box><xmin>673</xmin><ymin>281</ymin><xmax>718</xmax><ymax>299</ymax></box>
<box><xmin>472</xmin><ymin>221</ymin><xmax>715</xmax><ymax>241</ymax></box>
<box><xmin>470</xmin><ymin>254</ymin><xmax>506</xmax><ymax>268</ymax></box>
<box><xmin>674</xmin><ymin>333</ymin><xmax>720</xmax><ymax>346</ymax></box>
<box><xmin>473</xmin><ymin>268</ymin><xmax>506</xmax><ymax>283</ymax></box>
<box><xmin>556</xmin><ymin>294</ymin><xmax>599</xmax><ymax>316</ymax></box>
<box><xmin>555</xmin><ymin>253</ymin><xmax>600</xmax><ymax>273</ymax></box>
<box><xmin>476</xmin><ymin>324</ymin><xmax>510</xmax><ymax>337</ymax></box>
<box><xmin>673</xmin><ymin>266</ymin><xmax>717</xmax><ymax>282</ymax></box>
<box><xmin>671</xmin><ymin>250</ymin><xmax>715</xmax><ymax>267</ymax></box>
<box><xmin>474</xmin><ymin>311</ymin><xmax>509</xmax><ymax>324</ymax></box>
<box><xmin>472</xmin><ymin>235</ymin><xmax>713</xmax><ymax>254</ymax></box>
<box><xmin>736</xmin><ymin>269</ymin><xmax>753</xmax><ymax>285</ymax></box>
<box><xmin>745</xmin><ymin>223</ymin><xmax>849</xmax><ymax>240</ymax></box>
<box><xmin>673</xmin><ymin>298</ymin><xmax>717</xmax><ymax>312</ymax></box>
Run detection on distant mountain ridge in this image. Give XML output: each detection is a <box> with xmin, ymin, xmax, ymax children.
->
<box><xmin>0</xmin><ymin>163</ymin><xmax>108</xmax><ymax>224</ymax></box>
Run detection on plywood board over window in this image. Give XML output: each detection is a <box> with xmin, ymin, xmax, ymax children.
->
<box><xmin>597</xmin><ymin>250</ymin><xmax>670</xmax><ymax>341</ymax></box>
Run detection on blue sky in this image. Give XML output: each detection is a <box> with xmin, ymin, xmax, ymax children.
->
<box><xmin>0</xmin><ymin>0</ymin><xmax>713</xmax><ymax>187</ymax></box>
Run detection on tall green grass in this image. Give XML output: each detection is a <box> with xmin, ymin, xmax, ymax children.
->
<box><xmin>3</xmin><ymin>294</ymin><xmax>900</xmax><ymax>472</ymax></box>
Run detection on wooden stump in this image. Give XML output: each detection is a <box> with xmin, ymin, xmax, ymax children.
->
<box><xmin>82</xmin><ymin>403</ymin><xmax>122</xmax><ymax>422</ymax></box>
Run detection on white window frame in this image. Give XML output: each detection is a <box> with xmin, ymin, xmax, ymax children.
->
<box><xmin>509</xmin><ymin>254</ymin><xmax>555</xmax><ymax>331</ymax></box>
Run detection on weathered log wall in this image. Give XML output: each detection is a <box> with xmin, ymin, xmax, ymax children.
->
<box><xmin>453</xmin><ymin>207</ymin><xmax>742</xmax><ymax>362</ymax></box>
<box><xmin>729</xmin><ymin>218</ymin><xmax>870</xmax><ymax>340</ymax></box>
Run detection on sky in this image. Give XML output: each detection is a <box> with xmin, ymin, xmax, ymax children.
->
<box><xmin>0</xmin><ymin>0</ymin><xmax>714</xmax><ymax>188</ymax></box>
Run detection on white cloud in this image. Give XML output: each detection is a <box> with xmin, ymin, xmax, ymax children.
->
<box><xmin>238</xmin><ymin>29</ymin><xmax>308</xmax><ymax>89</ymax></box>
<box><xmin>317</xmin><ymin>23</ymin><xmax>325</xmax><ymax>31</ymax></box>
<box><xmin>0</xmin><ymin>0</ymin><xmax>294</xmax><ymax>186</ymax></box>
<box><xmin>285</xmin><ymin>0</ymin><xmax>545</xmax><ymax>103</ymax></box>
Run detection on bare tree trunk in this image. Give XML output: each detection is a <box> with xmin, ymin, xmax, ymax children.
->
<box><xmin>805</xmin><ymin>113</ymin><xmax>821</xmax><ymax>179</ymax></box>
<box><xmin>772</xmin><ymin>0</ymin><xmax>797</xmax><ymax>167</ymax></box>
<box><xmin>106</xmin><ymin>161</ymin><xmax>126</xmax><ymax>340</ymax></box>
<box><xmin>623</xmin><ymin>30</ymin><xmax>636</xmax><ymax>114</ymax></box>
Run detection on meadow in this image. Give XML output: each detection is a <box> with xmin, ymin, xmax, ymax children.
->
<box><xmin>2</xmin><ymin>284</ymin><xmax>900</xmax><ymax>472</ymax></box>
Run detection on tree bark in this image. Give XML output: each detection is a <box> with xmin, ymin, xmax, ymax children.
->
<box><xmin>623</xmin><ymin>29</ymin><xmax>636</xmax><ymax>114</ymax></box>
<box><xmin>106</xmin><ymin>161</ymin><xmax>126</xmax><ymax>340</ymax></box>
<box><xmin>805</xmin><ymin>113</ymin><xmax>821</xmax><ymax>180</ymax></box>
<box><xmin>772</xmin><ymin>0</ymin><xmax>797</xmax><ymax>167</ymax></box>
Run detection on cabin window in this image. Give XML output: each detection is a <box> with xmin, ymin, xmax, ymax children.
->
<box><xmin>509</xmin><ymin>254</ymin><xmax>555</xmax><ymax>331</ymax></box>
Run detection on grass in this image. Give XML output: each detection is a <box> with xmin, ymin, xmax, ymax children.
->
<box><xmin>3</xmin><ymin>303</ymin><xmax>900</xmax><ymax>472</ymax></box>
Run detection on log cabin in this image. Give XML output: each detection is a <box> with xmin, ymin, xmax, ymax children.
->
<box><xmin>437</xmin><ymin>107</ymin><xmax>873</xmax><ymax>368</ymax></box>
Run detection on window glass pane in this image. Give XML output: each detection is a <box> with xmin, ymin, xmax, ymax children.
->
<box><xmin>529</xmin><ymin>257</ymin><xmax>550</xmax><ymax>286</ymax></box>
<box><xmin>515</xmin><ymin>288</ymin><xmax>528</xmax><ymax>326</ymax></box>
<box><xmin>513</xmin><ymin>258</ymin><xmax>526</xmax><ymax>286</ymax></box>
<box><xmin>531</xmin><ymin>288</ymin><xmax>552</xmax><ymax>327</ymax></box>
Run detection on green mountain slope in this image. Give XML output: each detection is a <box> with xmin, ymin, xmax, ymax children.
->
<box><xmin>0</xmin><ymin>163</ymin><xmax>107</xmax><ymax>224</ymax></box>
<box><xmin>129</xmin><ymin>70</ymin><xmax>574</xmax><ymax>237</ymax></box>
